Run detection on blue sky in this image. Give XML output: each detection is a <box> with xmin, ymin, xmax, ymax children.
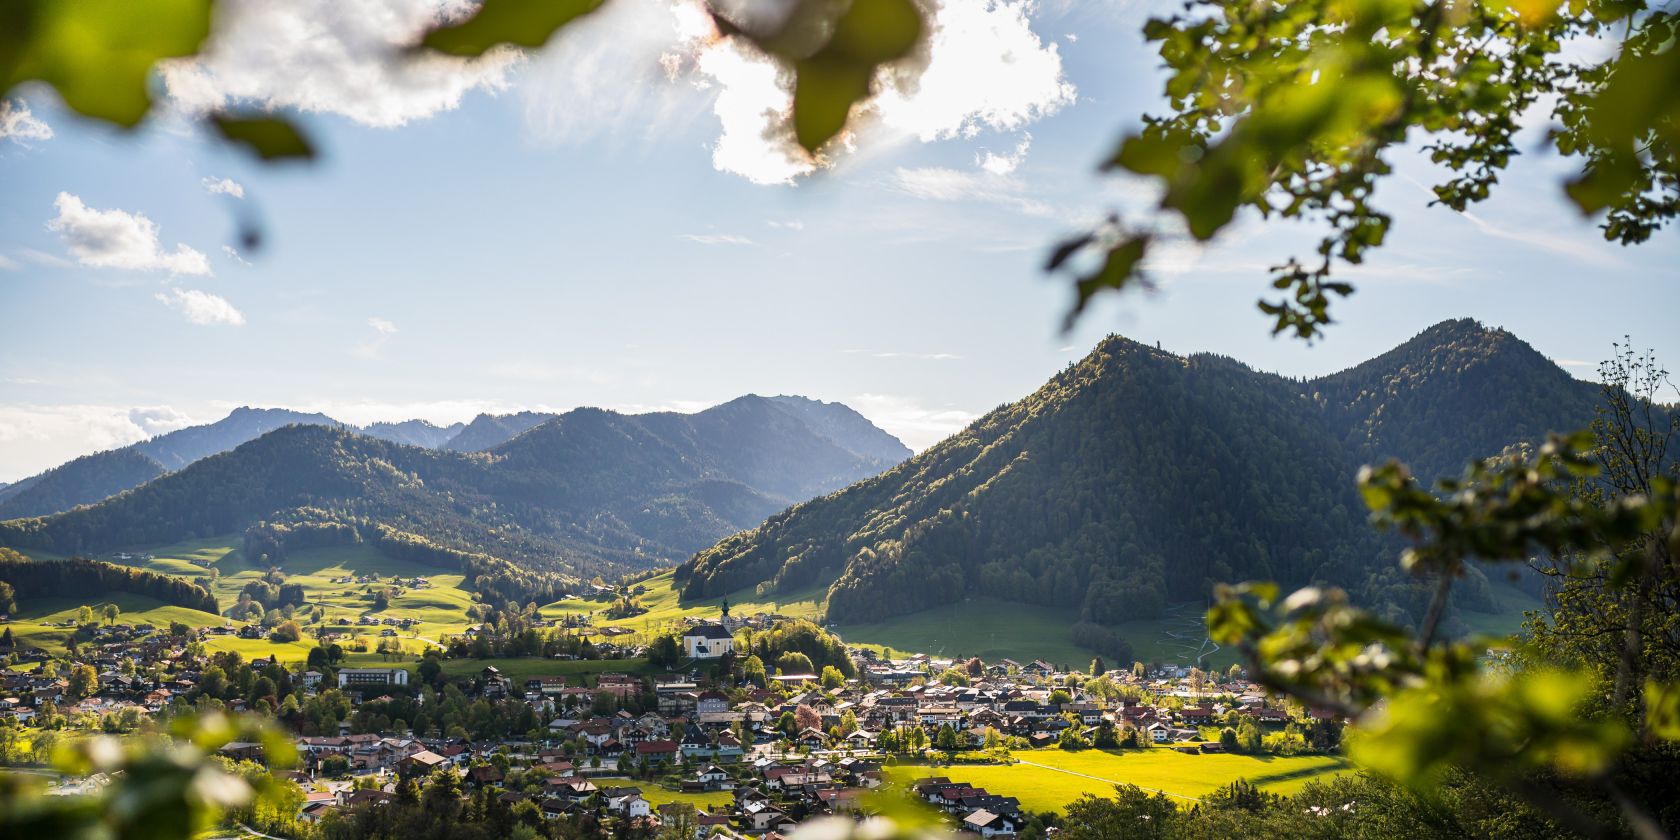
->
<box><xmin>0</xmin><ymin>0</ymin><xmax>1676</xmax><ymax>483</ymax></box>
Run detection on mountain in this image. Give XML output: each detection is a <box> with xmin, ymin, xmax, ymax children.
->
<box><xmin>766</xmin><ymin>395</ymin><xmax>914</xmax><ymax>463</ymax></box>
<box><xmin>443</xmin><ymin>411</ymin><xmax>557</xmax><ymax>452</ymax></box>
<box><xmin>361</xmin><ymin>419</ymin><xmax>466</xmax><ymax>448</ymax></box>
<box><xmin>0</xmin><ymin>396</ymin><xmax>909</xmax><ymax>582</ymax></box>
<box><xmin>678</xmin><ymin>320</ymin><xmax>1611</xmax><ymax>626</ymax></box>
<box><xmin>1310</xmin><ymin>318</ymin><xmax>1602</xmax><ymax>482</ymax></box>
<box><xmin>0</xmin><ymin>407</ymin><xmax>341</xmax><ymax>520</ymax></box>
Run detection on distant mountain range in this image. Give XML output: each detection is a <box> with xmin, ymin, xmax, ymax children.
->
<box><xmin>678</xmin><ymin>319</ymin><xmax>1615</xmax><ymax>627</ymax></box>
<box><xmin>0</xmin><ymin>395</ymin><xmax>908</xmax><ymax>580</ymax></box>
<box><xmin>0</xmin><ymin>397</ymin><xmax>910</xmax><ymax>522</ymax></box>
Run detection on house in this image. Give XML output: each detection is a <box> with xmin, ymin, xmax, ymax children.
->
<box><xmin>401</xmin><ymin>750</ymin><xmax>449</xmax><ymax>775</ymax></box>
<box><xmin>682</xmin><ymin>624</ymin><xmax>734</xmax><ymax>659</ymax></box>
<box><xmin>963</xmin><ymin>809</ymin><xmax>1019</xmax><ymax>838</ymax></box>
<box><xmin>694</xmin><ymin>764</ymin><xmax>733</xmax><ymax>790</ymax></box>
<box><xmin>596</xmin><ymin>673</ymin><xmax>643</xmax><ymax>698</ymax></box>
<box><xmin>337</xmin><ymin>668</ymin><xmax>409</xmax><ymax>689</ymax></box>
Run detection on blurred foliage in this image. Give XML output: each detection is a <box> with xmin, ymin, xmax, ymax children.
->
<box><xmin>1210</xmin><ymin>352</ymin><xmax>1680</xmax><ymax>836</ymax></box>
<box><xmin>1055</xmin><ymin>0</ymin><xmax>1679</xmax><ymax>338</ymax></box>
<box><xmin>211</xmin><ymin>114</ymin><xmax>316</xmax><ymax>161</ymax></box>
<box><xmin>0</xmin><ymin>0</ymin><xmax>212</xmax><ymax>127</ymax></box>
<box><xmin>0</xmin><ymin>711</ymin><xmax>299</xmax><ymax>840</ymax></box>
<box><xmin>420</xmin><ymin>0</ymin><xmax>605</xmax><ymax>55</ymax></box>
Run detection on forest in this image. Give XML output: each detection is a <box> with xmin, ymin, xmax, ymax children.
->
<box><xmin>0</xmin><ymin>396</ymin><xmax>906</xmax><ymax>587</ymax></box>
<box><xmin>680</xmin><ymin>320</ymin><xmax>1612</xmax><ymax>630</ymax></box>
<box><xmin>0</xmin><ymin>548</ymin><xmax>219</xmax><ymax>614</ymax></box>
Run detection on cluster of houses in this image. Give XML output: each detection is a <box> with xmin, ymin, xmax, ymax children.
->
<box><xmin>1</xmin><ymin>605</ymin><xmax>1330</xmax><ymax>839</ymax></box>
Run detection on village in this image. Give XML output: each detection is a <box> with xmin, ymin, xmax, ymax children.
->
<box><xmin>0</xmin><ymin>604</ymin><xmax>1346</xmax><ymax>839</ymax></box>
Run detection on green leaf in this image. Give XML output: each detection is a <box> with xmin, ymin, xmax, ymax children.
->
<box><xmin>788</xmin><ymin>0</ymin><xmax>922</xmax><ymax>153</ymax></box>
<box><xmin>0</xmin><ymin>0</ymin><xmax>213</xmax><ymax>128</ymax></box>
<box><xmin>421</xmin><ymin>0</ymin><xmax>606</xmax><ymax>57</ymax></box>
<box><xmin>1066</xmin><ymin>234</ymin><xmax>1150</xmax><ymax>325</ymax></box>
<box><xmin>792</xmin><ymin>56</ymin><xmax>876</xmax><ymax>154</ymax></box>
<box><xmin>210</xmin><ymin>114</ymin><xmax>315</xmax><ymax>161</ymax></box>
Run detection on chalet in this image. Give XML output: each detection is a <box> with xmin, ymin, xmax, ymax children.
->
<box><xmin>963</xmin><ymin>809</ymin><xmax>1019</xmax><ymax>838</ymax></box>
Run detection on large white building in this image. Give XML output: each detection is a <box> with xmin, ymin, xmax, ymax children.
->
<box><xmin>682</xmin><ymin>624</ymin><xmax>734</xmax><ymax>659</ymax></box>
<box><xmin>337</xmin><ymin>668</ymin><xmax>410</xmax><ymax>688</ymax></box>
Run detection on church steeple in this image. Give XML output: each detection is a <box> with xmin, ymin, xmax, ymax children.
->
<box><xmin>721</xmin><ymin>597</ymin><xmax>730</xmax><ymax>619</ymax></box>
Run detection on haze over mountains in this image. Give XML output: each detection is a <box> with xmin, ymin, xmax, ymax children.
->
<box><xmin>0</xmin><ymin>396</ymin><xmax>911</xmax><ymax>582</ymax></box>
<box><xmin>0</xmin><ymin>398</ymin><xmax>910</xmax><ymax>522</ymax></box>
<box><xmin>679</xmin><ymin>319</ymin><xmax>1616</xmax><ymax>628</ymax></box>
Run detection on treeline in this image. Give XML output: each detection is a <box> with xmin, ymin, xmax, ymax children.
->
<box><xmin>737</xmin><ymin>619</ymin><xmax>855</xmax><ymax>677</ymax></box>
<box><xmin>0</xmin><ymin>548</ymin><xmax>218</xmax><ymax>613</ymax></box>
<box><xmin>1054</xmin><ymin>771</ymin><xmax>1574</xmax><ymax>840</ymax></box>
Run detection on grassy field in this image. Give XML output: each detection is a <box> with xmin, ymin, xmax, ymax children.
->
<box><xmin>542</xmin><ymin>570</ymin><xmax>826</xmax><ymax>639</ymax></box>
<box><xmin>4</xmin><ymin>592</ymin><xmax>227</xmax><ymax>654</ymax></box>
<box><xmin>830</xmin><ymin>598</ymin><xmax>1100</xmax><ymax>667</ymax></box>
<box><xmin>590</xmin><ymin>778</ymin><xmax>735</xmax><ymax>810</ymax></box>
<box><xmin>6</xmin><ymin>536</ymin><xmax>483</xmax><ymax>662</ymax></box>
<box><xmin>884</xmin><ymin>748</ymin><xmax>1354</xmax><ymax>812</ymax></box>
<box><xmin>1458</xmin><ymin>580</ymin><xmax>1544</xmax><ymax>641</ymax></box>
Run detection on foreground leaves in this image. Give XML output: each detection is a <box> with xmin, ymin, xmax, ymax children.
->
<box><xmin>0</xmin><ymin>0</ymin><xmax>212</xmax><ymax>127</ymax></box>
<box><xmin>420</xmin><ymin>0</ymin><xmax>607</xmax><ymax>56</ymax></box>
<box><xmin>1059</xmin><ymin>1</ymin><xmax>1680</xmax><ymax>338</ymax></box>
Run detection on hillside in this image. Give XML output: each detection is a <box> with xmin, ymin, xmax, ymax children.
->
<box><xmin>1310</xmin><ymin>318</ymin><xmax>1603</xmax><ymax>482</ymax></box>
<box><xmin>0</xmin><ymin>407</ymin><xmax>341</xmax><ymax>519</ymax></box>
<box><xmin>682</xmin><ymin>338</ymin><xmax>1385</xmax><ymax>625</ymax></box>
<box><xmin>0</xmin><ymin>396</ymin><xmax>908</xmax><ymax>585</ymax></box>
<box><xmin>442</xmin><ymin>411</ymin><xmax>556</xmax><ymax>451</ymax></box>
<box><xmin>679</xmin><ymin>320</ymin><xmax>1607</xmax><ymax>631</ymax></box>
<box><xmin>361</xmin><ymin>419</ymin><xmax>465</xmax><ymax>448</ymax></box>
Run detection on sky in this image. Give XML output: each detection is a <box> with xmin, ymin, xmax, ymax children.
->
<box><xmin>1</xmin><ymin>0</ymin><xmax>1676</xmax><ymax>484</ymax></box>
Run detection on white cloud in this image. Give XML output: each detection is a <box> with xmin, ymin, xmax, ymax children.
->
<box><xmin>355</xmin><ymin>317</ymin><xmax>399</xmax><ymax>357</ymax></box>
<box><xmin>47</xmin><ymin>193</ymin><xmax>213</xmax><ymax>275</ymax></box>
<box><xmin>0</xmin><ymin>99</ymin><xmax>52</xmax><ymax>143</ymax></box>
<box><xmin>848</xmin><ymin>393</ymin><xmax>978</xmax><ymax>451</ymax></box>
<box><xmin>892</xmin><ymin>166</ymin><xmax>1052</xmax><ymax>216</ymax></box>
<box><xmin>0</xmin><ymin>404</ymin><xmax>198</xmax><ymax>481</ymax></box>
<box><xmin>520</xmin><ymin>0</ymin><xmax>1074</xmax><ymax>184</ymax></box>
<box><xmin>845</xmin><ymin>349</ymin><xmax>963</xmax><ymax>360</ymax></box>
<box><xmin>695</xmin><ymin>37</ymin><xmax>813</xmax><ymax>185</ymax></box>
<box><xmin>767</xmin><ymin>219</ymin><xmax>805</xmax><ymax>230</ymax></box>
<box><xmin>679</xmin><ymin>233</ymin><xmax>754</xmax><ymax>245</ymax></box>
<box><xmin>520</xmin><ymin>0</ymin><xmax>715</xmax><ymax>145</ymax></box>
<box><xmin>18</xmin><ymin>248</ymin><xmax>73</xmax><ymax>269</ymax></box>
<box><xmin>977</xmin><ymin>133</ymin><xmax>1032</xmax><ymax>175</ymax></box>
<box><xmin>0</xmin><ymin>254</ymin><xmax>17</xmax><ymax>271</ymax></box>
<box><xmin>160</xmin><ymin>0</ymin><xmax>521</xmax><ymax>128</ymax></box>
<box><xmin>222</xmin><ymin>245</ymin><xmax>252</xmax><ymax>266</ymax></box>
<box><xmin>127</xmin><ymin>406</ymin><xmax>198</xmax><ymax>438</ymax></box>
<box><xmin>873</xmin><ymin>0</ymin><xmax>1076</xmax><ymax>141</ymax></box>
<box><xmin>202</xmin><ymin>176</ymin><xmax>246</xmax><ymax>198</ymax></box>
<box><xmin>156</xmin><ymin>288</ymin><xmax>246</xmax><ymax>326</ymax></box>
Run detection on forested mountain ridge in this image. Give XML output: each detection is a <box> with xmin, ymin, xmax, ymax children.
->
<box><xmin>678</xmin><ymin>320</ymin><xmax>1609</xmax><ymax>626</ymax></box>
<box><xmin>0</xmin><ymin>397</ymin><xmax>906</xmax><ymax>521</ymax></box>
<box><xmin>441</xmin><ymin>411</ymin><xmax>556</xmax><ymax>452</ymax></box>
<box><xmin>0</xmin><ymin>397</ymin><xmax>909</xmax><ymax>582</ymax></box>
<box><xmin>0</xmin><ymin>407</ymin><xmax>342</xmax><ymax>519</ymax></box>
<box><xmin>1310</xmin><ymin>318</ymin><xmax>1603</xmax><ymax>482</ymax></box>
<box><xmin>361</xmin><ymin>418</ymin><xmax>466</xmax><ymax>448</ymax></box>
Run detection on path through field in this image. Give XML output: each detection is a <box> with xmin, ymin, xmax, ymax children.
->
<box><xmin>1013</xmin><ymin>759</ymin><xmax>1204</xmax><ymax>803</ymax></box>
<box><xmin>1154</xmin><ymin>602</ymin><xmax>1220</xmax><ymax>666</ymax></box>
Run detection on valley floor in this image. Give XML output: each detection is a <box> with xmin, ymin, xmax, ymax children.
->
<box><xmin>883</xmin><ymin>748</ymin><xmax>1354</xmax><ymax>811</ymax></box>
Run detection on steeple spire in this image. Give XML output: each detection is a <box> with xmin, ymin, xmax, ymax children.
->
<box><xmin>721</xmin><ymin>597</ymin><xmax>730</xmax><ymax>619</ymax></box>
